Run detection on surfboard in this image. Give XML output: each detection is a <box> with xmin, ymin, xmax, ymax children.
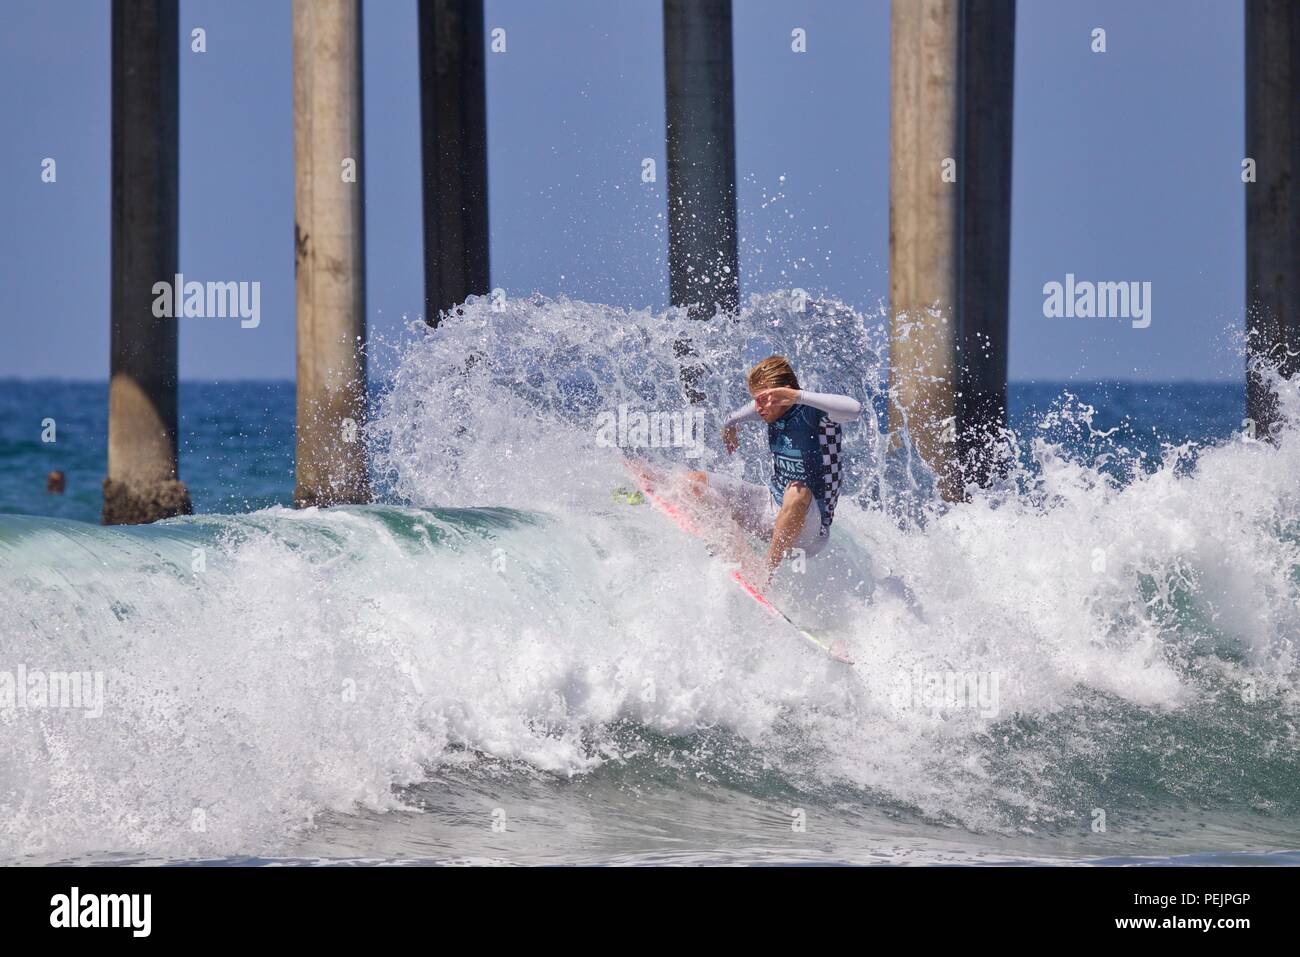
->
<box><xmin>619</xmin><ymin>458</ymin><xmax>855</xmax><ymax>665</ymax></box>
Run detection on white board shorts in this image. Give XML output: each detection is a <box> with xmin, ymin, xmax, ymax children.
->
<box><xmin>703</xmin><ymin>471</ymin><xmax>830</xmax><ymax>559</ymax></box>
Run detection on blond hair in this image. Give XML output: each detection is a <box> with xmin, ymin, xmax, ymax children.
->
<box><xmin>747</xmin><ymin>355</ymin><xmax>800</xmax><ymax>392</ymax></box>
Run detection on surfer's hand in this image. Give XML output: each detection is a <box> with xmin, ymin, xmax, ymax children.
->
<box><xmin>753</xmin><ymin>387</ymin><xmax>798</xmax><ymax>417</ymax></box>
<box><xmin>722</xmin><ymin>424</ymin><xmax>739</xmax><ymax>454</ymax></box>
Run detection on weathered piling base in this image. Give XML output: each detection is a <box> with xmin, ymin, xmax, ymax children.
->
<box><xmin>103</xmin><ymin>478</ymin><xmax>192</xmax><ymax>525</ymax></box>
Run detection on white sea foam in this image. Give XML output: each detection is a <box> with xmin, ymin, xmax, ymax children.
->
<box><xmin>1</xmin><ymin>293</ymin><xmax>1296</xmax><ymax>861</ymax></box>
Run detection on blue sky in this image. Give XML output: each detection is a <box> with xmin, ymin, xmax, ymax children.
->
<box><xmin>0</xmin><ymin>0</ymin><xmax>1245</xmax><ymax>382</ymax></box>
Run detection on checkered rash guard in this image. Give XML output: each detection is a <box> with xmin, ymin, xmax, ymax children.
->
<box><xmin>724</xmin><ymin>390</ymin><xmax>861</xmax><ymax>534</ymax></box>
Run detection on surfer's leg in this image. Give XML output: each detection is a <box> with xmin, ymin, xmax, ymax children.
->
<box><xmin>696</xmin><ymin>472</ymin><xmax>776</xmax><ymax>538</ymax></box>
<box><xmin>792</xmin><ymin>515</ymin><xmax>828</xmax><ymax>559</ymax></box>
<box><xmin>766</xmin><ymin>482</ymin><xmax>814</xmax><ymax>574</ymax></box>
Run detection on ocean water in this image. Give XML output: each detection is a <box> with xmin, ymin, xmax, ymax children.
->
<box><xmin>2</xmin><ymin>293</ymin><xmax>1298</xmax><ymax>866</ymax></box>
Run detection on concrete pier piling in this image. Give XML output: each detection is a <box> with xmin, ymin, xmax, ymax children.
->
<box><xmin>104</xmin><ymin>0</ymin><xmax>191</xmax><ymax>525</ymax></box>
<box><xmin>418</xmin><ymin>0</ymin><xmax>490</xmax><ymax>324</ymax></box>
<box><xmin>663</xmin><ymin>0</ymin><xmax>739</xmax><ymax>318</ymax></box>
<box><xmin>1245</xmin><ymin>0</ymin><xmax>1300</xmax><ymax>439</ymax></box>
<box><xmin>888</xmin><ymin>0</ymin><xmax>1015</xmax><ymax>501</ymax></box>
<box><xmin>292</xmin><ymin>0</ymin><xmax>370</xmax><ymax>507</ymax></box>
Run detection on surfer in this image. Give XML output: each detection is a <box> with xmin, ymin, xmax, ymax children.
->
<box><xmin>687</xmin><ymin>355</ymin><xmax>862</xmax><ymax>581</ymax></box>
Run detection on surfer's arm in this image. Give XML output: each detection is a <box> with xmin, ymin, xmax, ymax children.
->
<box><xmin>722</xmin><ymin>402</ymin><xmax>760</xmax><ymax>428</ymax></box>
<box><xmin>795</xmin><ymin>390</ymin><xmax>862</xmax><ymax>423</ymax></box>
<box><xmin>721</xmin><ymin>402</ymin><xmax>760</xmax><ymax>454</ymax></box>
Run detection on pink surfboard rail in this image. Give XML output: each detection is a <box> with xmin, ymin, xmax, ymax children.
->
<box><xmin>621</xmin><ymin>458</ymin><xmax>854</xmax><ymax>665</ymax></box>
